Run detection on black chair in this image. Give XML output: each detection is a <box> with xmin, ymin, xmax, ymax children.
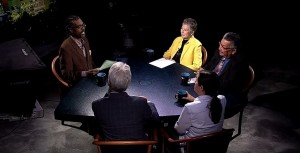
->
<box><xmin>160</xmin><ymin>128</ymin><xmax>235</xmax><ymax>153</ymax></box>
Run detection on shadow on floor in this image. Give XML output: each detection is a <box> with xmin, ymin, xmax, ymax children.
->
<box><xmin>250</xmin><ymin>87</ymin><xmax>300</xmax><ymax>128</ymax></box>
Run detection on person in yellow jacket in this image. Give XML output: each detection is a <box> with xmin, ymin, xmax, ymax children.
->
<box><xmin>163</xmin><ymin>18</ymin><xmax>202</xmax><ymax>71</ymax></box>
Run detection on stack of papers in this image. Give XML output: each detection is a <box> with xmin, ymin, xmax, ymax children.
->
<box><xmin>149</xmin><ymin>58</ymin><xmax>175</xmax><ymax>68</ymax></box>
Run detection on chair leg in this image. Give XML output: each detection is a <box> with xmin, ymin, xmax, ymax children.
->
<box><xmin>97</xmin><ymin>146</ymin><xmax>101</xmax><ymax>153</ymax></box>
<box><xmin>161</xmin><ymin>134</ymin><xmax>165</xmax><ymax>153</ymax></box>
<box><xmin>161</xmin><ymin>135</ymin><xmax>171</xmax><ymax>153</ymax></box>
<box><xmin>186</xmin><ymin>143</ymin><xmax>190</xmax><ymax>153</ymax></box>
<box><xmin>232</xmin><ymin>108</ymin><xmax>244</xmax><ymax>140</ymax></box>
<box><xmin>147</xmin><ymin>145</ymin><xmax>151</xmax><ymax>153</ymax></box>
<box><xmin>237</xmin><ymin>109</ymin><xmax>244</xmax><ymax>135</ymax></box>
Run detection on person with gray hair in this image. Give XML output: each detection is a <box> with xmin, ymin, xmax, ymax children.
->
<box><xmin>163</xmin><ymin>17</ymin><xmax>203</xmax><ymax>71</ymax></box>
<box><xmin>107</xmin><ymin>61</ymin><xmax>132</xmax><ymax>93</ymax></box>
<box><xmin>199</xmin><ymin>32</ymin><xmax>250</xmax><ymax>118</ymax></box>
<box><xmin>92</xmin><ymin>62</ymin><xmax>160</xmax><ymax>141</ymax></box>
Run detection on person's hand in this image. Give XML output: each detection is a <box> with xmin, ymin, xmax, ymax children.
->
<box><xmin>194</xmin><ymin>67</ymin><xmax>204</xmax><ymax>74</ymax></box>
<box><xmin>182</xmin><ymin>92</ymin><xmax>195</xmax><ymax>102</ymax></box>
<box><xmin>86</xmin><ymin>69</ymin><xmax>99</xmax><ymax>77</ymax></box>
<box><xmin>163</xmin><ymin>56</ymin><xmax>170</xmax><ymax>60</ymax></box>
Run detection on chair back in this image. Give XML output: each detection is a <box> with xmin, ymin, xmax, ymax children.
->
<box><xmin>225</xmin><ymin>64</ymin><xmax>255</xmax><ymax>117</ymax></box>
<box><xmin>225</xmin><ymin>65</ymin><xmax>255</xmax><ymax>139</ymax></box>
<box><xmin>242</xmin><ymin>65</ymin><xmax>255</xmax><ymax>94</ymax></box>
<box><xmin>201</xmin><ymin>46</ymin><xmax>208</xmax><ymax>66</ymax></box>
<box><xmin>161</xmin><ymin>128</ymin><xmax>234</xmax><ymax>153</ymax></box>
<box><xmin>93</xmin><ymin>128</ymin><xmax>158</xmax><ymax>153</ymax></box>
<box><xmin>51</xmin><ymin>55</ymin><xmax>69</xmax><ymax>88</ymax></box>
<box><xmin>188</xmin><ymin>129</ymin><xmax>234</xmax><ymax>153</ymax></box>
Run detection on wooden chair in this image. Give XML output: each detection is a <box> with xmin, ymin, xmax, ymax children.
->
<box><xmin>226</xmin><ymin>65</ymin><xmax>255</xmax><ymax>139</ymax></box>
<box><xmin>93</xmin><ymin>128</ymin><xmax>158</xmax><ymax>153</ymax></box>
<box><xmin>243</xmin><ymin>65</ymin><xmax>255</xmax><ymax>94</ymax></box>
<box><xmin>51</xmin><ymin>55</ymin><xmax>71</xmax><ymax>100</ymax></box>
<box><xmin>201</xmin><ymin>46</ymin><xmax>208</xmax><ymax>66</ymax></box>
<box><xmin>51</xmin><ymin>55</ymin><xmax>70</xmax><ymax>88</ymax></box>
<box><xmin>160</xmin><ymin>128</ymin><xmax>235</xmax><ymax>153</ymax></box>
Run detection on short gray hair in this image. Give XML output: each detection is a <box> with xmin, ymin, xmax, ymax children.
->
<box><xmin>183</xmin><ymin>18</ymin><xmax>197</xmax><ymax>33</ymax></box>
<box><xmin>108</xmin><ymin>62</ymin><xmax>131</xmax><ymax>92</ymax></box>
<box><xmin>223</xmin><ymin>32</ymin><xmax>241</xmax><ymax>50</ymax></box>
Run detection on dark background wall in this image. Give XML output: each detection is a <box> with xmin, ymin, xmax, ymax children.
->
<box><xmin>1</xmin><ymin>0</ymin><xmax>299</xmax><ymax>72</ymax></box>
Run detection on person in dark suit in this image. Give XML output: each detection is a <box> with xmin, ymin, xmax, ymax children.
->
<box><xmin>199</xmin><ymin>32</ymin><xmax>250</xmax><ymax>118</ymax></box>
<box><xmin>92</xmin><ymin>62</ymin><xmax>160</xmax><ymax>141</ymax></box>
<box><xmin>59</xmin><ymin>15</ymin><xmax>99</xmax><ymax>86</ymax></box>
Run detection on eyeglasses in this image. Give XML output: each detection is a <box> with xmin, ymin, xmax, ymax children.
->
<box><xmin>72</xmin><ymin>24</ymin><xmax>86</xmax><ymax>29</ymax></box>
<box><xmin>219</xmin><ymin>41</ymin><xmax>235</xmax><ymax>50</ymax></box>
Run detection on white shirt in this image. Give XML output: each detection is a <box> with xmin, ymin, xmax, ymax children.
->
<box><xmin>174</xmin><ymin>95</ymin><xmax>226</xmax><ymax>139</ymax></box>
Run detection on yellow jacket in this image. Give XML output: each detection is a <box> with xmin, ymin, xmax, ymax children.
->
<box><xmin>163</xmin><ymin>36</ymin><xmax>202</xmax><ymax>71</ymax></box>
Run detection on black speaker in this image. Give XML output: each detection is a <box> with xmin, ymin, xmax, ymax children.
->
<box><xmin>0</xmin><ymin>80</ymin><xmax>36</xmax><ymax>116</ymax></box>
<box><xmin>0</xmin><ymin>38</ymin><xmax>46</xmax><ymax>116</ymax></box>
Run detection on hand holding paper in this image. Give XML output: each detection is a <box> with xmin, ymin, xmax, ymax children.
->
<box><xmin>97</xmin><ymin>60</ymin><xmax>116</xmax><ymax>71</ymax></box>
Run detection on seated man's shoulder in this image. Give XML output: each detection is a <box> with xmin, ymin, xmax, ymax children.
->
<box><xmin>131</xmin><ymin>96</ymin><xmax>147</xmax><ymax>102</ymax></box>
<box><xmin>61</xmin><ymin>37</ymin><xmax>71</xmax><ymax>45</ymax></box>
<box><xmin>92</xmin><ymin>97</ymin><xmax>108</xmax><ymax>105</ymax></box>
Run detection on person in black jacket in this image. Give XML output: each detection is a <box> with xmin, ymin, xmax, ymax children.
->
<box><xmin>199</xmin><ymin>32</ymin><xmax>250</xmax><ymax>118</ymax></box>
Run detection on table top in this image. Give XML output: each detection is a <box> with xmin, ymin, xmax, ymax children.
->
<box><xmin>54</xmin><ymin>58</ymin><xmax>196</xmax><ymax>122</ymax></box>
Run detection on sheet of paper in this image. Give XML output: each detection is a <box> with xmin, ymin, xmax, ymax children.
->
<box><xmin>149</xmin><ymin>58</ymin><xmax>175</xmax><ymax>68</ymax></box>
<box><xmin>97</xmin><ymin>60</ymin><xmax>116</xmax><ymax>71</ymax></box>
<box><xmin>188</xmin><ymin>77</ymin><xmax>197</xmax><ymax>84</ymax></box>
